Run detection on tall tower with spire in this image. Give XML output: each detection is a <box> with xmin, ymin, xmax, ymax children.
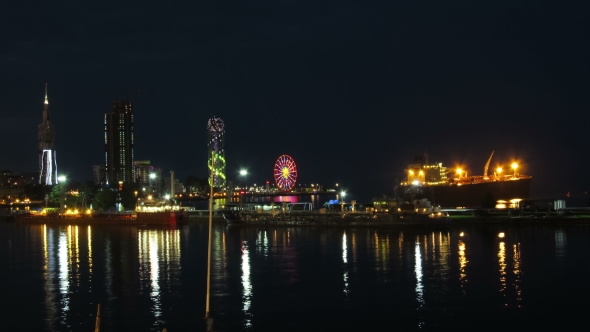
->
<box><xmin>38</xmin><ymin>83</ymin><xmax>58</xmax><ymax>185</ymax></box>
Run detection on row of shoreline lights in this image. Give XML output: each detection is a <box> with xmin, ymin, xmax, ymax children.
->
<box><xmin>239</xmin><ymin>169</ymin><xmax>340</xmax><ymax>191</ymax></box>
<box><xmin>455</xmin><ymin>162</ymin><xmax>519</xmax><ymax>178</ymax></box>
<box><xmin>459</xmin><ymin>232</ymin><xmax>505</xmax><ymax>238</ymax></box>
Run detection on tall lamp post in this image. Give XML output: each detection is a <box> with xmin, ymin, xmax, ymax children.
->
<box><xmin>239</xmin><ymin>169</ymin><xmax>248</xmax><ymax>191</ymax></box>
<box><xmin>205</xmin><ymin>150</ymin><xmax>215</xmax><ymax>321</ymax></box>
<box><xmin>149</xmin><ymin>173</ymin><xmax>156</xmax><ymax>197</ymax></box>
<box><xmin>57</xmin><ymin>175</ymin><xmax>67</xmax><ymax>212</ymax></box>
<box><xmin>239</xmin><ymin>169</ymin><xmax>247</xmax><ymax>206</ymax></box>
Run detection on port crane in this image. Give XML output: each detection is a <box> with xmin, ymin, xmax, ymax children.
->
<box><xmin>483</xmin><ymin>150</ymin><xmax>494</xmax><ymax>179</ymax></box>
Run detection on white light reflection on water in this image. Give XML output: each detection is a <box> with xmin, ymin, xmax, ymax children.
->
<box><xmin>555</xmin><ymin>229</ymin><xmax>566</xmax><ymax>258</ymax></box>
<box><xmin>241</xmin><ymin>241</ymin><xmax>253</xmax><ymax>329</ymax></box>
<box><xmin>257</xmin><ymin>231</ymin><xmax>268</xmax><ymax>257</ymax></box>
<box><xmin>105</xmin><ymin>237</ymin><xmax>114</xmax><ymax>306</ymax></box>
<box><xmin>415</xmin><ymin>241</ymin><xmax>424</xmax><ymax>329</ymax></box>
<box><xmin>342</xmin><ymin>231</ymin><xmax>349</xmax><ymax>298</ymax></box>
<box><xmin>149</xmin><ymin>233</ymin><xmax>162</xmax><ymax>319</ymax></box>
<box><xmin>342</xmin><ymin>231</ymin><xmax>348</xmax><ymax>264</ymax></box>
<box><xmin>58</xmin><ymin>229</ymin><xmax>70</xmax><ymax>318</ymax></box>
<box><xmin>43</xmin><ymin>225</ymin><xmax>57</xmax><ymax>331</ymax></box>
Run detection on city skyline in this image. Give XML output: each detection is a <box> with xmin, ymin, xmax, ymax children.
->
<box><xmin>0</xmin><ymin>1</ymin><xmax>588</xmax><ymax>202</ymax></box>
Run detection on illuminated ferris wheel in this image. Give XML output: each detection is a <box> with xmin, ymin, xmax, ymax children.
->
<box><xmin>274</xmin><ymin>154</ymin><xmax>298</xmax><ymax>191</ymax></box>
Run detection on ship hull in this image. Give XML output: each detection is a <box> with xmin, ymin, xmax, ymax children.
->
<box><xmin>400</xmin><ymin>178</ymin><xmax>532</xmax><ymax>208</ymax></box>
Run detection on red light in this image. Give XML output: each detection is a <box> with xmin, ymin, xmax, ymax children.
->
<box><xmin>266</xmin><ymin>181</ymin><xmax>269</xmax><ymax>184</ymax></box>
<box><xmin>240</xmin><ymin>191</ymin><xmax>244</xmax><ymax>194</ymax></box>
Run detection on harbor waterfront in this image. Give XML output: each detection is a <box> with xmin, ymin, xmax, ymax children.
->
<box><xmin>1</xmin><ymin>221</ymin><xmax>589</xmax><ymax>331</ymax></box>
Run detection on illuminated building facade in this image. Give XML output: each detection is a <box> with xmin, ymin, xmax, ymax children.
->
<box><xmin>207</xmin><ymin>117</ymin><xmax>226</xmax><ymax>188</ymax></box>
<box><xmin>134</xmin><ymin>160</ymin><xmax>155</xmax><ymax>185</ymax></box>
<box><xmin>38</xmin><ymin>84</ymin><xmax>58</xmax><ymax>185</ymax></box>
<box><xmin>104</xmin><ymin>100</ymin><xmax>134</xmax><ymax>186</ymax></box>
<box><xmin>92</xmin><ymin>165</ymin><xmax>106</xmax><ymax>185</ymax></box>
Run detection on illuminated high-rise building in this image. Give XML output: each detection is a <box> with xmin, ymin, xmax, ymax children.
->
<box><xmin>207</xmin><ymin>117</ymin><xmax>226</xmax><ymax>188</ymax></box>
<box><xmin>38</xmin><ymin>83</ymin><xmax>58</xmax><ymax>185</ymax></box>
<box><xmin>104</xmin><ymin>100</ymin><xmax>134</xmax><ymax>186</ymax></box>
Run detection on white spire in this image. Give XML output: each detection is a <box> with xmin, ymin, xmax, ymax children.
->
<box><xmin>44</xmin><ymin>83</ymin><xmax>49</xmax><ymax>105</ymax></box>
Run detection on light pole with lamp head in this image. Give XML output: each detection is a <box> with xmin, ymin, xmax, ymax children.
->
<box><xmin>57</xmin><ymin>175</ymin><xmax>67</xmax><ymax>212</ymax></box>
<box><xmin>239</xmin><ymin>169</ymin><xmax>248</xmax><ymax>188</ymax></box>
<box><xmin>149</xmin><ymin>173</ymin><xmax>157</xmax><ymax>198</ymax></box>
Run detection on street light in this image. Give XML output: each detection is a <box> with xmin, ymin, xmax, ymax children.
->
<box><xmin>57</xmin><ymin>175</ymin><xmax>67</xmax><ymax>211</ymax></box>
<box><xmin>149</xmin><ymin>173</ymin><xmax>157</xmax><ymax>196</ymax></box>
<box><xmin>239</xmin><ymin>169</ymin><xmax>248</xmax><ymax>190</ymax></box>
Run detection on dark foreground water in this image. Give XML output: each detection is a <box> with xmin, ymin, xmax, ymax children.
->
<box><xmin>0</xmin><ymin>221</ymin><xmax>589</xmax><ymax>332</ymax></box>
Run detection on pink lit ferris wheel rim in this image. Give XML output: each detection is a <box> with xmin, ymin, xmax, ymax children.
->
<box><xmin>274</xmin><ymin>154</ymin><xmax>298</xmax><ymax>191</ymax></box>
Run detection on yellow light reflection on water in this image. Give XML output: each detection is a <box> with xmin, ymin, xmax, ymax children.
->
<box><xmin>352</xmin><ymin>233</ymin><xmax>357</xmax><ymax>269</ymax></box>
<box><xmin>398</xmin><ymin>232</ymin><xmax>403</xmax><ymax>260</ymax></box>
<box><xmin>499</xmin><ymin>242</ymin><xmax>507</xmax><ymax>299</ymax></box>
<box><xmin>458</xmin><ymin>240</ymin><xmax>468</xmax><ymax>293</ymax></box>
<box><xmin>513</xmin><ymin>243</ymin><xmax>522</xmax><ymax>307</ymax></box>
<box><xmin>137</xmin><ymin>229</ymin><xmax>181</xmax><ymax>326</ymax></box>
<box><xmin>88</xmin><ymin>226</ymin><xmax>93</xmax><ymax>278</ymax></box>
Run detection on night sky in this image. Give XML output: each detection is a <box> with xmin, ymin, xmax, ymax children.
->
<box><xmin>0</xmin><ymin>1</ymin><xmax>588</xmax><ymax>202</ymax></box>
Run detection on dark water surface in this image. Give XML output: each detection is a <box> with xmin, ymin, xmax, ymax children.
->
<box><xmin>1</xmin><ymin>222</ymin><xmax>588</xmax><ymax>331</ymax></box>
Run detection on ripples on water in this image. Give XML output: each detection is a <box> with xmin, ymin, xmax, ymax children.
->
<box><xmin>0</xmin><ymin>223</ymin><xmax>589</xmax><ymax>331</ymax></box>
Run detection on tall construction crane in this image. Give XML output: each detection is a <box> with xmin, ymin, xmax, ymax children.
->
<box><xmin>483</xmin><ymin>150</ymin><xmax>495</xmax><ymax>179</ymax></box>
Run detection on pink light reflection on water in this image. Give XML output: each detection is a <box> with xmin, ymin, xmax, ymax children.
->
<box><xmin>272</xmin><ymin>195</ymin><xmax>299</xmax><ymax>203</ymax></box>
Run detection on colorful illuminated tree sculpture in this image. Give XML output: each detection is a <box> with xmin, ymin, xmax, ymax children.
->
<box><xmin>207</xmin><ymin>117</ymin><xmax>226</xmax><ymax>188</ymax></box>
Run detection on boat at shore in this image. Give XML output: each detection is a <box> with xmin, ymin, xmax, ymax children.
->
<box><xmin>398</xmin><ymin>152</ymin><xmax>532</xmax><ymax>208</ymax></box>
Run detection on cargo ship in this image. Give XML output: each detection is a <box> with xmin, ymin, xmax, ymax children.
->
<box><xmin>398</xmin><ymin>151</ymin><xmax>532</xmax><ymax>208</ymax></box>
